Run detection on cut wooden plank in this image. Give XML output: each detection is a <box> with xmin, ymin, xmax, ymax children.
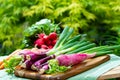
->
<box><xmin>98</xmin><ymin>65</ymin><xmax>120</xmax><ymax>80</ymax></box>
<box><xmin>14</xmin><ymin>55</ymin><xmax>110</xmax><ymax>80</ymax></box>
<box><xmin>112</xmin><ymin>65</ymin><xmax>120</xmax><ymax>70</ymax></box>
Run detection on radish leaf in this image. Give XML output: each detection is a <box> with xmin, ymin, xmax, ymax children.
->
<box><xmin>46</xmin><ymin>59</ymin><xmax>69</xmax><ymax>74</ymax></box>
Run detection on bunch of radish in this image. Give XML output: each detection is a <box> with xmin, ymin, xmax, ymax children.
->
<box><xmin>34</xmin><ymin>32</ymin><xmax>57</xmax><ymax>49</ymax></box>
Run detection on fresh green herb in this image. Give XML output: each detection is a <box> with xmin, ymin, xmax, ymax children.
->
<box><xmin>3</xmin><ymin>55</ymin><xmax>22</xmax><ymax>74</ymax></box>
<box><xmin>46</xmin><ymin>59</ymin><xmax>69</xmax><ymax>74</ymax></box>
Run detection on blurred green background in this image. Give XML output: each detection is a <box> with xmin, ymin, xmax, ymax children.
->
<box><xmin>0</xmin><ymin>0</ymin><xmax>120</xmax><ymax>56</ymax></box>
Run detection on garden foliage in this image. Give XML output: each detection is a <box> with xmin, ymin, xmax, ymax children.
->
<box><xmin>0</xmin><ymin>0</ymin><xmax>120</xmax><ymax>55</ymax></box>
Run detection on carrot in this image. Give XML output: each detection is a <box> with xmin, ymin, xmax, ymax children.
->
<box><xmin>48</xmin><ymin>32</ymin><xmax>57</xmax><ymax>40</ymax></box>
<box><xmin>0</xmin><ymin>61</ymin><xmax>3</xmax><ymax>65</ymax></box>
<box><xmin>0</xmin><ymin>63</ymin><xmax>4</xmax><ymax>69</ymax></box>
<box><xmin>0</xmin><ymin>49</ymin><xmax>21</xmax><ymax>70</ymax></box>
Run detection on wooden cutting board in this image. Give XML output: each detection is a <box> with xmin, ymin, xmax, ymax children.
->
<box><xmin>14</xmin><ymin>55</ymin><xmax>110</xmax><ymax>80</ymax></box>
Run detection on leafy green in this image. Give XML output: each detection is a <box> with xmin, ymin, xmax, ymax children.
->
<box><xmin>3</xmin><ymin>55</ymin><xmax>22</xmax><ymax>74</ymax></box>
<box><xmin>46</xmin><ymin>59</ymin><xmax>69</xmax><ymax>74</ymax></box>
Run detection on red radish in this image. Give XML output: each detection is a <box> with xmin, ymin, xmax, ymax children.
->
<box><xmin>48</xmin><ymin>45</ymin><xmax>53</xmax><ymax>49</ymax></box>
<box><xmin>34</xmin><ymin>38</ymin><xmax>44</xmax><ymax>47</ymax></box>
<box><xmin>45</xmin><ymin>40</ymin><xmax>52</xmax><ymax>46</ymax></box>
<box><xmin>43</xmin><ymin>35</ymin><xmax>49</xmax><ymax>42</ymax></box>
<box><xmin>56</xmin><ymin>53</ymin><xmax>95</xmax><ymax>66</ymax></box>
<box><xmin>34</xmin><ymin>32</ymin><xmax>58</xmax><ymax>49</ymax></box>
<box><xmin>52</xmin><ymin>40</ymin><xmax>57</xmax><ymax>46</ymax></box>
<box><xmin>38</xmin><ymin>33</ymin><xmax>45</xmax><ymax>38</ymax></box>
<box><xmin>43</xmin><ymin>35</ymin><xmax>51</xmax><ymax>45</ymax></box>
<box><xmin>48</xmin><ymin>32</ymin><xmax>57</xmax><ymax>40</ymax></box>
<box><xmin>41</xmin><ymin>45</ymin><xmax>49</xmax><ymax>49</ymax></box>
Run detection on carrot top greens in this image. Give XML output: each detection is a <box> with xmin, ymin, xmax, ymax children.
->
<box><xmin>3</xmin><ymin>55</ymin><xmax>22</xmax><ymax>74</ymax></box>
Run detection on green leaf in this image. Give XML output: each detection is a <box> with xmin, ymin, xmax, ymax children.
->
<box><xmin>46</xmin><ymin>59</ymin><xmax>69</xmax><ymax>74</ymax></box>
<box><xmin>3</xmin><ymin>55</ymin><xmax>22</xmax><ymax>74</ymax></box>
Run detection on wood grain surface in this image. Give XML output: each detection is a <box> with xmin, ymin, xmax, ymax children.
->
<box><xmin>98</xmin><ymin>65</ymin><xmax>120</xmax><ymax>80</ymax></box>
<box><xmin>14</xmin><ymin>55</ymin><xmax>110</xmax><ymax>80</ymax></box>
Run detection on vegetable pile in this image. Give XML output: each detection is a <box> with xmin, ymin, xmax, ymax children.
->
<box><xmin>17</xmin><ymin>48</ymin><xmax>95</xmax><ymax>74</ymax></box>
<box><xmin>2</xmin><ymin>21</ymin><xmax>120</xmax><ymax>75</ymax></box>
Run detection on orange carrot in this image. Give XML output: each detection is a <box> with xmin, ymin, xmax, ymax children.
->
<box><xmin>0</xmin><ymin>61</ymin><xmax>3</xmax><ymax>65</ymax></box>
<box><xmin>0</xmin><ymin>49</ymin><xmax>21</xmax><ymax>70</ymax></box>
<box><xmin>0</xmin><ymin>63</ymin><xmax>4</xmax><ymax>69</ymax></box>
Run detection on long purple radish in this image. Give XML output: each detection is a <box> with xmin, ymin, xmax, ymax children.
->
<box><xmin>31</xmin><ymin>55</ymin><xmax>55</xmax><ymax>70</ymax></box>
<box><xmin>39</xmin><ymin>63</ymin><xmax>49</xmax><ymax>74</ymax></box>
<box><xmin>56</xmin><ymin>53</ymin><xmax>95</xmax><ymax>66</ymax></box>
<box><xmin>26</xmin><ymin>52</ymin><xmax>47</xmax><ymax>61</ymax></box>
<box><xmin>21</xmin><ymin>60</ymin><xmax>35</xmax><ymax>70</ymax></box>
<box><xmin>19</xmin><ymin>49</ymin><xmax>31</xmax><ymax>62</ymax></box>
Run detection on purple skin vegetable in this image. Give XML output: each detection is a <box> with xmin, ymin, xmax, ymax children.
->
<box><xmin>31</xmin><ymin>48</ymin><xmax>49</xmax><ymax>55</ymax></box>
<box><xmin>56</xmin><ymin>53</ymin><xmax>95</xmax><ymax>66</ymax></box>
<box><xmin>19</xmin><ymin>49</ymin><xmax>32</xmax><ymax>62</ymax></box>
<box><xmin>31</xmin><ymin>55</ymin><xmax>55</xmax><ymax>71</ymax></box>
<box><xmin>21</xmin><ymin>60</ymin><xmax>35</xmax><ymax>70</ymax></box>
<box><xmin>39</xmin><ymin>63</ymin><xmax>49</xmax><ymax>74</ymax></box>
<box><xmin>19</xmin><ymin>49</ymin><xmax>48</xmax><ymax>62</ymax></box>
<box><xmin>26</xmin><ymin>52</ymin><xmax>47</xmax><ymax>61</ymax></box>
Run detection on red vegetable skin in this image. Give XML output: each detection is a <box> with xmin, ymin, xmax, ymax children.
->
<box><xmin>38</xmin><ymin>33</ymin><xmax>45</xmax><ymax>38</ymax></box>
<box><xmin>56</xmin><ymin>53</ymin><xmax>95</xmax><ymax>66</ymax></box>
<box><xmin>47</xmin><ymin>40</ymin><xmax>52</xmax><ymax>46</ymax></box>
<box><xmin>49</xmin><ymin>45</ymin><xmax>53</xmax><ymax>49</ymax></box>
<box><xmin>34</xmin><ymin>38</ymin><xmax>44</xmax><ymax>48</ymax></box>
<box><xmin>43</xmin><ymin>35</ymin><xmax>52</xmax><ymax>46</ymax></box>
<box><xmin>31</xmin><ymin>55</ymin><xmax>55</xmax><ymax>70</ymax></box>
<box><xmin>52</xmin><ymin>40</ymin><xmax>57</xmax><ymax>46</ymax></box>
<box><xmin>41</xmin><ymin>45</ymin><xmax>49</xmax><ymax>49</ymax></box>
<box><xmin>43</xmin><ymin>35</ymin><xmax>49</xmax><ymax>43</ymax></box>
<box><xmin>48</xmin><ymin>32</ymin><xmax>57</xmax><ymax>40</ymax></box>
